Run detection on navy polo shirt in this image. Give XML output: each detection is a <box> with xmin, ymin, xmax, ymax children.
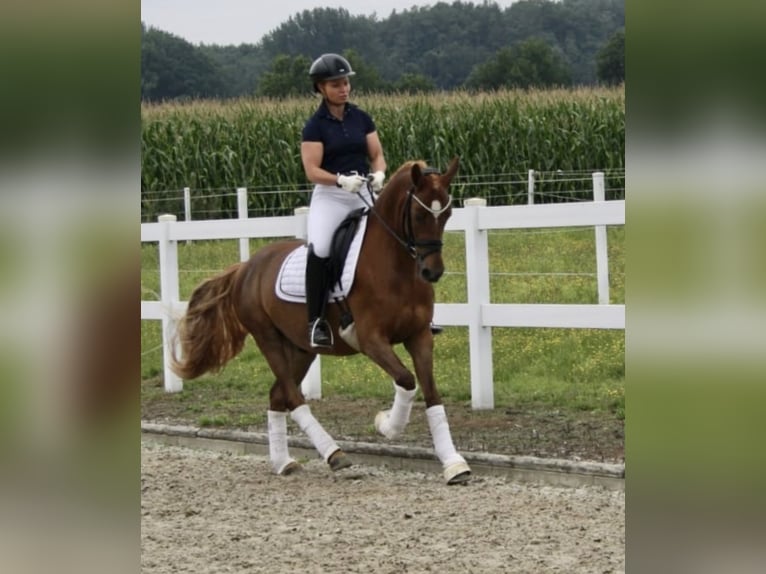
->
<box><xmin>301</xmin><ymin>101</ymin><xmax>376</xmax><ymax>176</ymax></box>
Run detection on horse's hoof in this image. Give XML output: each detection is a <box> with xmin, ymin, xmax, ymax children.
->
<box><xmin>375</xmin><ymin>410</ymin><xmax>391</xmax><ymax>436</ymax></box>
<box><xmin>444</xmin><ymin>461</ymin><xmax>471</xmax><ymax>485</ymax></box>
<box><xmin>328</xmin><ymin>450</ymin><xmax>353</xmax><ymax>472</ymax></box>
<box><xmin>375</xmin><ymin>410</ymin><xmax>402</xmax><ymax>439</ymax></box>
<box><xmin>276</xmin><ymin>459</ymin><xmax>302</xmax><ymax>476</ymax></box>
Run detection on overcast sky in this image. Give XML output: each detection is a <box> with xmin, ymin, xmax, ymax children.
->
<box><xmin>141</xmin><ymin>0</ymin><xmax>520</xmax><ymax>46</ymax></box>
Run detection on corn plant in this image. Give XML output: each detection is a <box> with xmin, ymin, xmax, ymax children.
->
<box><xmin>141</xmin><ymin>87</ymin><xmax>624</xmax><ymax>220</ymax></box>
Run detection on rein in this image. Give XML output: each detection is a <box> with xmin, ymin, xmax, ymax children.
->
<box><xmin>359</xmin><ymin>168</ymin><xmax>451</xmax><ymax>261</ymax></box>
<box><xmin>358</xmin><ymin>183</ymin><xmax>415</xmax><ymax>257</ymax></box>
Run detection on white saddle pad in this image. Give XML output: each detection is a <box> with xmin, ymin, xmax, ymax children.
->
<box><xmin>275</xmin><ymin>215</ymin><xmax>368</xmax><ymax>303</ymax></box>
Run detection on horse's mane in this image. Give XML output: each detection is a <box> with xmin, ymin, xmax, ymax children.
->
<box><xmin>380</xmin><ymin>160</ymin><xmax>427</xmax><ymax>196</ymax></box>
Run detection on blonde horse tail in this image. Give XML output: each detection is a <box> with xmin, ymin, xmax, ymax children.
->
<box><xmin>171</xmin><ymin>263</ymin><xmax>248</xmax><ymax>380</ymax></box>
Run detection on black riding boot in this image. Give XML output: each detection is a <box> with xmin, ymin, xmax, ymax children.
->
<box><xmin>306</xmin><ymin>246</ymin><xmax>333</xmax><ymax>348</ymax></box>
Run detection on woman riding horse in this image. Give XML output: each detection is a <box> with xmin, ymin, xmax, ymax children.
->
<box><xmin>300</xmin><ymin>53</ymin><xmax>386</xmax><ymax>349</ymax></box>
<box><xmin>172</xmin><ymin>158</ymin><xmax>470</xmax><ymax>484</ymax></box>
<box><xmin>301</xmin><ymin>53</ymin><xmax>442</xmax><ymax>348</ymax></box>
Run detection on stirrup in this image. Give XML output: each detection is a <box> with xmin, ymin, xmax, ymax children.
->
<box><xmin>430</xmin><ymin>323</ymin><xmax>444</xmax><ymax>335</ymax></box>
<box><xmin>309</xmin><ymin>319</ymin><xmax>333</xmax><ymax>348</ymax></box>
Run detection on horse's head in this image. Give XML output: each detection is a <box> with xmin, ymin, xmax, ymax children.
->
<box><xmin>405</xmin><ymin>156</ymin><xmax>460</xmax><ymax>283</ymax></box>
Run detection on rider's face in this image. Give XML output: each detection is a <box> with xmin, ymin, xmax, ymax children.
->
<box><xmin>319</xmin><ymin>77</ymin><xmax>350</xmax><ymax>104</ymax></box>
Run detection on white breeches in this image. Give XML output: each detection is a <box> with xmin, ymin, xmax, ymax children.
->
<box><xmin>306</xmin><ymin>184</ymin><xmax>367</xmax><ymax>257</ymax></box>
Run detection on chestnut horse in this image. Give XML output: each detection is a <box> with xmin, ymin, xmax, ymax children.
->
<box><xmin>172</xmin><ymin>157</ymin><xmax>470</xmax><ymax>484</ymax></box>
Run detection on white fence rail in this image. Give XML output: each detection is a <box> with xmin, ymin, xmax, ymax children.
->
<box><xmin>141</xmin><ymin>172</ymin><xmax>625</xmax><ymax>409</ymax></box>
<box><xmin>145</xmin><ymin>168</ymin><xmax>624</xmax><ymax>223</ymax></box>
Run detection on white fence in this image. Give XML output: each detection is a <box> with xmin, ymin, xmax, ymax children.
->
<box><xmin>143</xmin><ymin>168</ymin><xmax>624</xmax><ymax>223</ymax></box>
<box><xmin>141</xmin><ymin>172</ymin><xmax>624</xmax><ymax>409</ymax></box>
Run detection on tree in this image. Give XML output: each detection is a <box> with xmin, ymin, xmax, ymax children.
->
<box><xmin>200</xmin><ymin>43</ymin><xmax>271</xmax><ymax>98</ymax></box>
<box><xmin>141</xmin><ymin>26</ymin><xmax>225</xmax><ymax>101</ymax></box>
<box><xmin>465</xmin><ymin>38</ymin><xmax>572</xmax><ymax>90</ymax></box>
<box><xmin>342</xmin><ymin>49</ymin><xmax>385</xmax><ymax>94</ymax></box>
<box><xmin>255</xmin><ymin>54</ymin><xmax>313</xmax><ymax>98</ymax></box>
<box><xmin>141</xmin><ymin>1</ymin><xmax>626</xmax><ymax>100</ymax></box>
<box><xmin>255</xmin><ymin>51</ymin><xmax>385</xmax><ymax>97</ymax></box>
<box><xmin>260</xmin><ymin>8</ymin><xmax>380</xmax><ymax>61</ymax></box>
<box><xmin>596</xmin><ymin>29</ymin><xmax>624</xmax><ymax>85</ymax></box>
<box><xmin>392</xmin><ymin>73</ymin><xmax>436</xmax><ymax>94</ymax></box>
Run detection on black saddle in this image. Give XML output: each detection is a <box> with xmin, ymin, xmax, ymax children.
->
<box><xmin>327</xmin><ymin>207</ymin><xmax>368</xmax><ymax>290</ymax></box>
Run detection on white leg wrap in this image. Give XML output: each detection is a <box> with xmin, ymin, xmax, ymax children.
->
<box><xmin>267</xmin><ymin>411</ymin><xmax>298</xmax><ymax>475</ymax></box>
<box><xmin>426</xmin><ymin>404</ymin><xmax>466</xmax><ymax>467</ymax></box>
<box><xmin>375</xmin><ymin>384</ymin><xmax>417</xmax><ymax>439</ymax></box>
<box><xmin>290</xmin><ymin>404</ymin><xmax>339</xmax><ymax>462</ymax></box>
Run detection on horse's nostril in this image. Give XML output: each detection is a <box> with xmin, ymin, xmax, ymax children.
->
<box><xmin>421</xmin><ymin>268</ymin><xmax>443</xmax><ymax>283</ymax></box>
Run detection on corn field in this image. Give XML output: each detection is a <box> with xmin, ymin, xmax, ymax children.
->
<box><xmin>141</xmin><ymin>87</ymin><xmax>624</xmax><ymax>221</ymax></box>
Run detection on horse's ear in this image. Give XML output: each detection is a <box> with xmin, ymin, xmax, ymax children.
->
<box><xmin>442</xmin><ymin>156</ymin><xmax>460</xmax><ymax>186</ymax></box>
<box><xmin>411</xmin><ymin>162</ymin><xmax>424</xmax><ymax>186</ymax></box>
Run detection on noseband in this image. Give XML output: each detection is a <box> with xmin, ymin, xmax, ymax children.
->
<box><xmin>362</xmin><ymin>167</ymin><xmax>452</xmax><ymax>261</ymax></box>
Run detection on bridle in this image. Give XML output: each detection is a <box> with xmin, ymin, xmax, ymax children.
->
<box><xmin>360</xmin><ymin>168</ymin><xmax>452</xmax><ymax>261</ymax></box>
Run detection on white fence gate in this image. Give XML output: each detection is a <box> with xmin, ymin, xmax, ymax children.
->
<box><xmin>141</xmin><ymin>173</ymin><xmax>624</xmax><ymax>409</ymax></box>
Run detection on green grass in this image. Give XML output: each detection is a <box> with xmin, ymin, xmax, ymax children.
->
<box><xmin>141</xmin><ymin>226</ymin><xmax>624</xmax><ymax>418</ymax></box>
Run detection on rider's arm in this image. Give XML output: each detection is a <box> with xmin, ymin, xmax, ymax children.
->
<box><xmin>301</xmin><ymin>141</ymin><xmax>341</xmax><ymax>186</ymax></box>
<box><xmin>366</xmin><ymin>131</ymin><xmax>386</xmax><ymax>175</ymax></box>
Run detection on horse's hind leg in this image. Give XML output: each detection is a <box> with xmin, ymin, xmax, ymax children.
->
<box><xmin>290</xmin><ymin>404</ymin><xmax>352</xmax><ymax>472</ymax></box>
<box><xmin>260</xmin><ymin>334</ymin><xmax>352</xmax><ymax>474</ymax></box>
<box><xmin>266</xmin><ymin>413</ymin><xmax>301</xmax><ymax>475</ymax></box>
<box><xmin>267</xmin><ymin>381</ymin><xmax>302</xmax><ymax>476</ymax></box>
<box><xmin>284</xmin><ymin>358</ymin><xmax>352</xmax><ymax>471</ymax></box>
<box><xmin>261</xmin><ymin>338</ymin><xmax>316</xmax><ymax>475</ymax></box>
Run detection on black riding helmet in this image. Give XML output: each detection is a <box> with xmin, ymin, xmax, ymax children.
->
<box><xmin>309</xmin><ymin>53</ymin><xmax>356</xmax><ymax>93</ymax></box>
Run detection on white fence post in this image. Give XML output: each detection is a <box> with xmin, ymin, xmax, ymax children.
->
<box><xmin>158</xmin><ymin>214</ymin><xmax>183</xmax><ymax>392</ymax></box>
<box><xmin>592</xmin><ymin>172</ymin><xmax>610</xmax><ymax>305</ymax></box>
<box><xmin>528</xmin><ymin>169</ymin><xmax>535</xmax><ymax>205</ymax></box>
<box><xmin>294</xmin><ymin>206</ymin><xmax>321</xmax><ymax>399</ymax></box>
<box><xmin>183</xmin><ymin>187</ymin><xmax>192</xmax><ymax>246</ymax></box>
<box><xmin>237</xmin><ymin>187</ymin><xmax>249</xmax><ymax>262</ymax></box>
<box><xmin>464</xmin><ymin>198</ymin><xmax>494</xmax><ymax>409</ymax></box>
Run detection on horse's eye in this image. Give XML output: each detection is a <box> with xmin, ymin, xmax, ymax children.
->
<box><xmin>414</xmin><ymin>212</ymin><xmax>427</xmax><ymax>223</ymax></box>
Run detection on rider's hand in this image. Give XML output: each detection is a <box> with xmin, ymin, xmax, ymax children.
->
<box><xmin>369</xmin><ymin>170</ymin><xmax>385</xmax><ymax>192</ymax></box>
<box><xmin>336</xmin><ymin>173</ymin><xmax>366</xmax><ymax>193</ymax></box>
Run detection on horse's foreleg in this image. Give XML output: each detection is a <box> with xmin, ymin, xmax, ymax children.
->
<box><xmin>375</xmin><ymin>383</ymin><xmax>417</xmax><ymax>439</ymax></box>
<box><xmin>426</xmin><ymin>404</ymin><xmax>471</xmax><ymax>484</ymax></box>
<box><xmin>362</xmin><ymin>338</ymin><xmax>418</xmax><ymax>439</ymax></box>
<box><xmin>405</xmin><ymin>332</ymin><xmax>471</xmax><ymax>485</ymax></box>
